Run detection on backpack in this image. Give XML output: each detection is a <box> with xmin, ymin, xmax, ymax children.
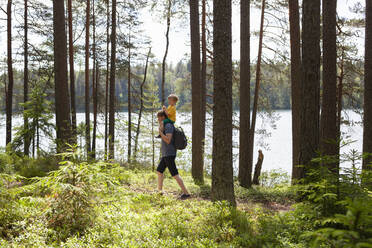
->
<box><xmin>173</xmin><ymin>126</ymin><xmax>188</xmax><ymax>150</ymax></box>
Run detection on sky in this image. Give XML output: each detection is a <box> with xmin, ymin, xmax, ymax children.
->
<box><xmin>0</xmin><ymin>0</ymin><xmax>365</xmax><ymax>67</ymax></box>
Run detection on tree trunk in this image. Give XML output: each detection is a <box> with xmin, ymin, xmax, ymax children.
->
<box><xmin>128</xmin><ymin>34</ymin><xmax>132</xmax><ymax>163</ymax></box>
<box><xmin>200</xmin><ymin>0</ymin><xmax>207</xmax><ymax>174</ymax></box>
<box><xmin>336</xmin><ymin>53</ymin><xmax>344</xmax><ymax>170</ymax></box>
<box><xmin>105</xmin><ymin>0</ymin><xmax>110</xmax><ymax>160</ymax></box>
<box><xmin>248</xmin><ymin>0</ymin><xmax>266</xmax><ymax>188</ymax></box>
<box><xmin>253</xmin><ymin>150</ymin><xmax>264</xmax><ymax>185</ymax></box>
<box><xmin>24</xmin><ymin>0</ymin><xmax>31</xmax><ymax>155</ymax></box>
<box><xmin>93</xmin><ymin>63</ymin><xmax>99</xmax><ymax>160</ymax></box>
<box><xmin>92</xmin><ymin>0</ymin><xmax>97</xmax><ymax>159</ymax></box>
<box><xmin>6</xmin><ymin>0</ymin><xmax>14</xmax><ymax>147</ymax></box>
<box><xmin>321</xmin><ymin>0</ymin><xmax>338</xmax><ymax>174</ymax></box>
<box><xmin>212</xmin><ymin>0</ymin><xmax>236</xmax><ymax>206</ymax></box>
<box><xmin>68</xmin><ymin>0</ymin><xmax>77</xmax><ymax>146</ymax></box>
<box><xmin>299</xmin><ymin>0</ymin><xmax>321</xmax><ymax>179</ymax></box>
<box><xmin>85</xmin><ymin>0</ymin><xmax>91</xmax><ymax>157</ymax></box>
<box><xmin>363</xmin><ymin>0</ymin><xmax>372</xmax><ymax>179</ymax></box>
<box><xmin>161</xmin><ymin>0</ymin><xmax>171</xmax><ymax>105</ymax></box>
<box><xmin>190</xmin><ymin>0</ymin><xmax>204</xmax><ymax>184</ymax></box>
<box><xmin>134</xmin><ymin>47</ymin><xmax>151</xmax><ymax>159</ymax></box>
<box><xmin>53</xmin><ymin>0</ymin><xmax>72</xmax><ymax>153</ymax></box>
<box><xmin>238</xmin><ymin>0</ymin><xmax>251</xmax><ymax>188</ymax></box>
<box><xmin>109</xmin><ymin>0</ymin><xmax>117</xmax><ymax>159</ymax></box>
<box><xmin>288</xmin><ymin>0</ymin><xmax>302</xmax><ymax>183</ymax></box>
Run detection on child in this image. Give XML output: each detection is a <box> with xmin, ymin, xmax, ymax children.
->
<box><xmin>157</xmin><ymin>94</ymin><xmax>178</xmax><ymax>138</ymax></box>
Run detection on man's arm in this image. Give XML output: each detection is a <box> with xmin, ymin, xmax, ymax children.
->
<box><xmin>160</xmin><ymin>132</ymin><xmax>172</xmax><ymax>144</ymax></box>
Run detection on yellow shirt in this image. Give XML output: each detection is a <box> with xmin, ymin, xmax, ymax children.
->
<box><xmin>167</xmin><ymin>105</ymin><xmax>176</xmax><ymax>122</ymax></box>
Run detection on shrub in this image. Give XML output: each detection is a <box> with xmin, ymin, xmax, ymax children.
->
<box><xmin>37</xmin><ymin>150</ymin><xmax>118</xmax><ymax>241</ymax></box>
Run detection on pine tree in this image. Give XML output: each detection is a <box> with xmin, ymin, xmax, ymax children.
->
<box><xmin>288</xmin><ymin>0</ymin><xmax>302</xmax><ymax>182</ymax></box>
<box><xmin>321</xmin><ymin>0</ymin><xmax>338</xmax><ymax>174</ymax></box>
<box><xmin>53</xmin><ymin>0</ymin><xmax>72</xmax><ymax>152</ymax></box>
<box><xmin>239</xmin><ymin>0</ymin><xmax>251</xmax><ymax>188</ymax></box>
<box><xmin>212</xmin><ymin>0</ymin><xmax>236</xmax><ymax>206</ymax></box>
<box><xmin>299</xmin><ymin>0</ymin><xmax>321</xmax><ymax>179</ymax></box>
<box><xmin>109</xmin><ymin>0</ymin><xmax>117</xmax><ymax>159</ymax></box>
<box><xmin>363</xmin><ymin>0</ymin><xmax>372</xmax><ymax>179</ymax></box>
<box><xmin>190</xmin><ymin>0</ymin><xmax>204</xmax><ymax>184</ymax></box>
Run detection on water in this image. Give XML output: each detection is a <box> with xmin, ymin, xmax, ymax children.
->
<box><xmin>0</xmin><ymin>110</ymin><xmax>363</xmax><ymax>175</ymax></box>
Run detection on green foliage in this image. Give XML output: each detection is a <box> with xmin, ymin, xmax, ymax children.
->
<box><xmin>0</xmin><ymin>173</ymin><xmax>24</xmax><ymax>239</ymax></box>
<box><xmin>12</xmin><ymin>83</ymin><xmax>54</xmax><ymax>156</ymax></box>
<box><xmin>304</xmin><ymin>197</ymin><xmax>372</xmax><ymax>248</ymax></box>
<box><xmin>36</xmin><ymin>149</ymin><xmax>118</xmax><ymax>241</ymax></box>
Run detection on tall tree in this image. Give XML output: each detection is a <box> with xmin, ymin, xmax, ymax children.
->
<box><xmin>238</xmin><ymin>0</ymin><xmax>251</xmax><ymax>188</ymax></box>
<box><xmin>321</xmin><ymin>0</ymin><xmax>338</xmax><ymax>173</ymax></box>
<box><xmin>212</xmin><ymin>0</ymin><xmax>236</xmax><ymax>206</ymax></box>
<box><xmin>134</xmin><ymin>47</ymin><xmax>151</xmax><ymax>159</ymax></box>
<box><xmin>190</xmin><ymin>0</ymin><xmax>204</xmax><ymax>184</ymax></box>
<box><xmin>53</xmin><ymin>0</ymin><xmax>72</xmax><ymax>152</ymax></box>
<box><xmin>85</xmin><ymin>0</ymin><xmax>91</xmax><ymax>157</ymax></box>
<box><xmin>363</xmin><ymin>0</ymin><xmax>372</xmax><ymax>177</ymax></box>
<box><xmin>92</xmin><ymin>0</ymin><xmax>98</xmax><ymax>159</ymax></box>
<box><xmin>67</xmin><ymin>0</ymin><xmax>77</xmax><ymax>145</ymax></box>
<box><xmin>247</xmin><ymin>0</ymin><xmax>266</xmax><ymax>188</ymax></box>
<box><xmin>200</xmin><ymin>0</ymin><xmax>207</xmax><ymax>173</ymax></box>
<box><xmin>299</xmin><ymin>0</ymin><xmax>321</xmax><ymax>179</ymax></box>
<box><xmin>128</xmin><ymin>33</ymin><xmax>132</xmax><ymax>162</ymax></box>
<box><xmin>288</xmin><ymin>0</ymin><xmax>302</xmax><ymax>182</ymax></box>
<box><xmin>161</xmin><ymin>0</ymin><xmax>171</xmax><ymax>105</ymax></box>
<box><xmin>105</xmin><ymin>0</ymin><xmax>110</xmax><ymax>160</ymax></box>
<box><xmin>6</xmin><ymin>0</ymin><xmax>14</xmax><ymax>147</ymax></box>
<box><xmin>109</xmin><ymin>0</ymin><xmax>117</xmax><ymax>159</ymax></box>
<box><xmin>24</xmin><ymin>0</ymin><xmax>31</xmax><ymax>155</ymax></box>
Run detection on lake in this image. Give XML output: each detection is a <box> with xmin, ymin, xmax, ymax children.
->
<box><xmin>0</xmin><ymin>110</ymin><xmax>363</xmax><ymax>176</ymax></box>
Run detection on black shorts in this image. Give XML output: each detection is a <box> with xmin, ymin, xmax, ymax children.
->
<box><xmin>157</xmin><ymin>156</ymin><xmax>179</xmax><ymax>176</ymax></box>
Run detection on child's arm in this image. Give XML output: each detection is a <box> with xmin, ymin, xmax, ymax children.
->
<box><xmin>162</xmin><ymin>106</ymin><xmax>169</xmax><ymax>116</ymax></box>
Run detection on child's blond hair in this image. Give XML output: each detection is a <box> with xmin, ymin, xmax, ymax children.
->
<box><xmin>168</xmin><ymin>94</ymin><xmax>179</xmax><ymax>103</ymax></box>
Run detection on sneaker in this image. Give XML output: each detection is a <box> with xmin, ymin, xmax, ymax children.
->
<box><xmin>180</xmin><ymin>194</ymin><xmax>191</xmax><ymax>200</ymax></box>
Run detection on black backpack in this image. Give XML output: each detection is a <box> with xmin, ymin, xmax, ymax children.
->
<box><xmin>173</xmin><ymin>126</ymin><xmax>188</xmax><ymax>150</ymax></box>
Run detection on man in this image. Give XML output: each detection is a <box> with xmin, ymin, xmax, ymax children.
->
<box><xmin>156</xmin><ymin>110</ymin><xmax>190</xmax><ymax>199</ymax></box>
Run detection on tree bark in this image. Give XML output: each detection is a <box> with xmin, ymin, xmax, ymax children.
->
<box><xmin>161</xmin><ymin>0</ymin><xmax>171</xmax><ymax>105</ymax></box>
<box><xmin>109</xmin><ymin>0</ymin><xmax>117</xmax><ymax>159</ymax></box>
<box><xmin>299</xmin><ymin>0</ymin><xmax>321</xmax><ymax>179</ymax></box>
<box><xmin>6</xmin><ymin>0</ymin><xmax>14</xmax><ymax>147</ymax></box>
<box><xmin>212</xmin><ymin>0</ymin><xmax>236</xmax><ymax>206</ymax></box>
<box><xmin>190</xmin><ymin>0</ymin><xmax>204</xmax><ymax>184</ymax></box>
<box><xmin>200</xmin><ymin>0</ymin><xmax>207</xmax><ymax>175</ymax></box>
<box><xmin>363</xmin><ymin>0</ymin><xmax>372</xmax><ymax>177</ymax></box>
<box><xmin>248</xmin><ymin>0</ymin><xmax>266</xmax><ymax>188</ymax></box>
<box><xmin>105</xmin><ymin>0</ymin><xmax>110</xmax><ymax>160</ymax></box>
<box><xmin>253</xmin><ymin>150</ymin><xmax>264</xmax><ymax>185</ymax></box>
<box><xmin>53</xmin><ymin>0</ymin><xmax>72</xmax><ymax>153</ymax></box>
<box><xmin>134</xmin><ymin>47</ymin><xmax>151</xmax><ymax>159</ymax></box>
<box><xmin>288</xmin><ymin>0</ymin><xmax>302</xmax><ymax>183</ymax></box>
<box><xmin>321</xmin><ymin>0</ymin><xmax>338</xmax><ymax>175</ymax></box>
<box><xmin>238</xmin><ymin>0</ymin><xmax>251</xmax><ymax>188</ymax></box>
<box><xmin>68</xmin><ymin>0</ymin><xmax>77</xmax><ymax>146</ymax></box>
<box><xmin>85</xmin><ymin>0</ymin><xmax>91</xmax><ymax>157</ymax></box>
<box><xmin>336</xmin><ymin>53</ymin><xmax>344</xmax><ymax>170</ymax></box>
<box><xmin>128</xmin><ymin>34</ymin><xmax>132</xmax><ymax>163</ymax></box>
<box><xmin>24</xmin><ymin>0</ymin><xmax>31</xmax><ymax>155</ymax></box>
<box><xmin>92</xmin><ymin>0</ymin><xmax>97</xmax><ymax>159</ymax></box>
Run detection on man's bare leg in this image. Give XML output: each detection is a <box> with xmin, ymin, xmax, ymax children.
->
<box><xmin>157</xmin><ymin>172</ymin><xmax>164</xmax><ymax>193</ymax></box>
<box><xmin>173</xmin><ymin>175</ymin><xmax>190</xmax><ymax>195</ymax></box>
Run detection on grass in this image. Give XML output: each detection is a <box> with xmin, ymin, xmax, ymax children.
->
<box><xmin>0</xmin><ymin>162</ymin><xmax>310</xmax><ymax>248</ymax></box>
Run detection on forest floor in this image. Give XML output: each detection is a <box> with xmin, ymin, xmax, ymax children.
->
<box><xmin>1</xmin><ymin>162</ymin><xmax>308</xmax><ymax>248</ymax></box>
